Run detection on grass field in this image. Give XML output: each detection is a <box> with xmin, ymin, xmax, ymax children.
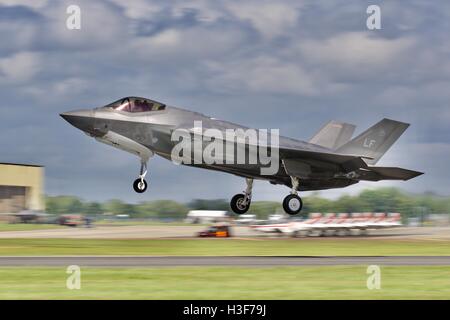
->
<box><xmin>0</xmin><ymin>266</ymin><xmax>449</xmax><ymax>299</ymax></box>
<box><xmin>0</xmin><ymin>223</ymin><xmax>63</xmax><ymax>232</ymax></box>
<box><xmin>0</xmin><ymin>238</ymin><xmax>449</xmax><ymax>256</ymax></box>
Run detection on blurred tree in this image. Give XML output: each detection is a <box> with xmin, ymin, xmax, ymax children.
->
<box><xmin>149</xmin><ymin>200</ymin><xmax>189</xmax><ymax>219</ymax></box>
<box><xmin>45</xmin><ymin>197</ymin><xmax>59</xmax><ymax>214</ymax></box>
<box><xmin>248</xmin><ymin>201</ymin><xmax>281</xmax><ymax>219</ymax></box>
<box><xmin>333</xmin><ymin>195</ymin><xmax>365</xmax><ymax>213</ymax></box>
<box><xmin>302</xmin><ymin>193</ymin><xmax>333</xmax><ymax>213</ymax></box>
<box><xmin>84</xmin><ymin>202</ymin><xmax>103</xmax><ymax>215</ymax></box>
<box><xmin>103</xmin><ymin>199</ymin><xmax>133</xmax><ymax>216</ymax></box>
<box><xmin>134</xmin><ymin>201</ymin><xmax>160</xmax><ymax>218</ymax></box>
<box><xmin>45</xmin><ymin>196</ymin><xmax>83</xmax><ymax>214</ymax></box>
<box><xmin>45</xmin><ymin>187</ymin><xmax>450</xmax><ymax>219</ymax></box>
<box><xmin>362</xmin><ymin>188</ymin><xmax>410</xmax><ymax>213</ymax></box>
<box><xmin>188</xmin><ymin>199</ymin><xmax>229</xmax><ymax>210</ymax></box>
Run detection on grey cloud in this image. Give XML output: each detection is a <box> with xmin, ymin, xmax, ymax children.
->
<box><xmin>0</xmin><ymin>0</ymin><xmax>449</xmax><ymax>202</ymax></box>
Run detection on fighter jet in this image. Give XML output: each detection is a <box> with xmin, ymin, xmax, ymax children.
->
<box><xmin>60</xmin><ymin>96</ymin><xmax>423</xmax><ymax>215</ymax></box>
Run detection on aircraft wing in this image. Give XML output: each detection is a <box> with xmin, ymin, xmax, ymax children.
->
<box><xmin>182</xmin><ymin>126</ymin><xmax>370</xmax><ymax>166</ymax></box>
<box><xmin>280</xmin><ymin>147</ymin><xmax>370</xmax><ymax>164</ymax></box>
<box><xmin>181</xmin><ymin>126</ymin><xmax>372</xmax><ymax>173</ymax></box>
<box><xmin>279</xmin><ymin>146</ymin><xmax>371</xmax><ymax>175</ymax></box>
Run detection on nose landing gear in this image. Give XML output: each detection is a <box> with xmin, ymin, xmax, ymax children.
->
<box><xmin>133</xmin><ymin>161</ymin><xmax>148</xmax><ymax>193</ymax></box>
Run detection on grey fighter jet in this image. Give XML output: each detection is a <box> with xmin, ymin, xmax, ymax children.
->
<box><xmin>60</xmin><ymin>96</ymin><xmax>423</xmax><ymax>215</ymax></box>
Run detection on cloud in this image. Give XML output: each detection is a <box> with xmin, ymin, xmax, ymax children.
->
<box><xmin>0</xmin><ymin>51</ymin><xmax>41</xmax><ymax>83</ymax></box>
<box><xmin>298</xmin><ymin>32</ymin><xmax>416</xmax><ymax>79</ymax></box>
<box><xmin>108</xmin><ymin>0</ymin><xmax>161</xmax><ymax>20</ymax></box>
<box><xmin>0</xmin><ymin>0</ymin><xmax>49</xmax><ymax>8</ymax></box>
<box><xmin>225</xmin><ymin>1</ymin><xmax>303</xmax><ymax>39</ymax></box>
<box><xmin>147</xmin><ymin>28</ymin><xmax>180</xmax><ymax>47</ymax></box>
<box><xmin>41</xmin><ymin>1</ymin><xmax>128</xmax><ymax>50</ymax></box>
<box><xmin>0</xmin><ymin>0</ymin><xmax>448</xmax><ymax>202</ymax></box>
<box><xmin>205</xmin><ymin>56</ymin><xmax>319</xmax><ymax>95</ymax></box>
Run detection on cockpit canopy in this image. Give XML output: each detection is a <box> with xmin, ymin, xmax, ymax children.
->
<box><xmin>104</xmin><ymin>97</ymin><xmax>166</xmax><ymax>113</ymax></box>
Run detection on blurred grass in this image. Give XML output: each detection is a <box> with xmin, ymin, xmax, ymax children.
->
<box><xmin>0</xmin><ymin>238</ymin><xmax>449</xmax><ymax>256</ymax></box>
<box><xmin>0</xmin><ymin>266</ymin><xmax>449</xmax><ymax>299</ymax></box>
<box><xmin>0</xmin><ymin>223</ymin><xmax>63</xmax><ymax>232</ymax></box>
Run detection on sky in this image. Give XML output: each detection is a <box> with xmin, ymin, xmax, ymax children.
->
<box><xmin>0</xmin><ymin>0</ymin><xmax>449</xmax><ymax>203</ymax></box>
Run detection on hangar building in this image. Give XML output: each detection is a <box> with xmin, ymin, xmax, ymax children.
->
<box><xmin>0</xmin><ymin>163</ymin><xmax>45</xmax><ymax>214</ymax></box>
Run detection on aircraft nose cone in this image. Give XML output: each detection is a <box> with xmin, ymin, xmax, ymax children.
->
<box><xmin>60</xmin><ymin>109</ymin><xmax>95</xmax><ymax>133</ymax></box>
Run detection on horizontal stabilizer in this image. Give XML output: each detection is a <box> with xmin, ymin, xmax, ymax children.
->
<box><xmin>359</xmin><ymin>166</ymin><xmax>423</xmax><ymax>181</ymax></box>
<box><xmin>309</xmin><ymin>120</ymin><xmax>356</xmax><ymax>150</ymax></box>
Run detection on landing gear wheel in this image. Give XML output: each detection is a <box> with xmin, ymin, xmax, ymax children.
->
<box><xmin>282</xmin><ymin>194</ymin><xmax>303</xmax><ymax>215</ymax></box>
<box><xmin>230</xmin><ymin>194</ymin><xmax>251</xmax><ymax>214</ymax></box>
<box><xmin>133</xmin><ymin>178</ymin><xmax>148</xmax><ymax>193</ymax></box>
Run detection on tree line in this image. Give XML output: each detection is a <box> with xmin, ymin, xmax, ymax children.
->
<box><xmin>44</xmin><ymin>187</ymin><xmax>450</xmax><ymax>220</ymax></box>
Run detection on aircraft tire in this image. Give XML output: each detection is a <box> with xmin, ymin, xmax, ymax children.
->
<box><xmin>359</xmin><ymin>228</ymin><xmax>368</xmax><ymax>236</ymax></box>
<box><xmin>133</xmin><ymin>178</ymin><xmax>148</xmax><ymax>193</ymax></box>
<box><xmin>282</xmin><ymin>194</ymin><xmax>303</xmax><ymax>215</ymax></box>
<box><xmin>292</xmin><ymin>230</ymin><xmax>301</xmax><ymax>238</ymax></box>
<box><xmin>230</xmin><ymin>194</ymin><xmax>250</xmax><ymax>214</ymax></box>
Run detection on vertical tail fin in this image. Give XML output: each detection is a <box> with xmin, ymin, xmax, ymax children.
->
<box><xmin>336</xmin><ymin>118</ymin><xmax>409</xmax><ymax>165</ymax></box>
<box><xmin>309</xmin><ymin>120</ymin><xmax>356</xmax><ymax>150</ymax></box>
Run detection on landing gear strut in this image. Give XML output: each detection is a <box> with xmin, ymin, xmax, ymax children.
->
<box><xmin>230</xmin><ymin>178</ymin><xmax>253</xmax><ymax>214</ymax></box>
<box><xmin>133</xmin><ymin>161</ymin><xmax>148</xmax><ymax>193</ymax></box>
<box><xmin>282</xmin><ymin>176</ymin><xmax>303</xmax><ymax>215</ymax></box>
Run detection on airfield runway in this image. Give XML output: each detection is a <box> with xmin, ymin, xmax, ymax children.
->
<box><xmin>0</xmin><ymin>225</ymin><xmax>449</xmax><ymax>267</ymax></box>
<box><xmin>0</xmin><ymin>256</ymin><xmax>449</xmax><ymax>266</ymax></box>
<box><xmin>0</xmin><ymin>225</ymin><xmax>449</xmax><ymax>240</ymax></box>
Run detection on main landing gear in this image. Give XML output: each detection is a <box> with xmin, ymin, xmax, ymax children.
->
<box><xmin>230</xmin><ymin>178</ymin><xmax>253</xmax><ymax>214</ymax></box>
<box><xmin>282</xmin><ymin>176</ymin><xmax>303</xmax><ymax>215</ymax></box>
<box><xmin>230</xmin><ymin>176</ymin><xmax>303</xmax><ymax>215</ymax></box>
<box><xmin>133</xmin><ymin>161</ymin><xmax>148</xmax><ymax>193</ymax></box>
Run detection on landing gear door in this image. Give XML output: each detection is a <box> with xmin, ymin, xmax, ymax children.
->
<box><xmin>282</xmin><ymin>159</ymin><xmax>312</xmax><ymax>179</ymax></box>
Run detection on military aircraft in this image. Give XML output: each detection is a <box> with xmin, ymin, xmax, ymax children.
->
<box><xmin>60</xmin><ymin>96</ymin><xmax>423</xmax><ymax>215</ymax></box>
<box><xmin>249</xmin><ymin>212</ymin><xmax>403</xmax><ymax>237</ymax></box>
